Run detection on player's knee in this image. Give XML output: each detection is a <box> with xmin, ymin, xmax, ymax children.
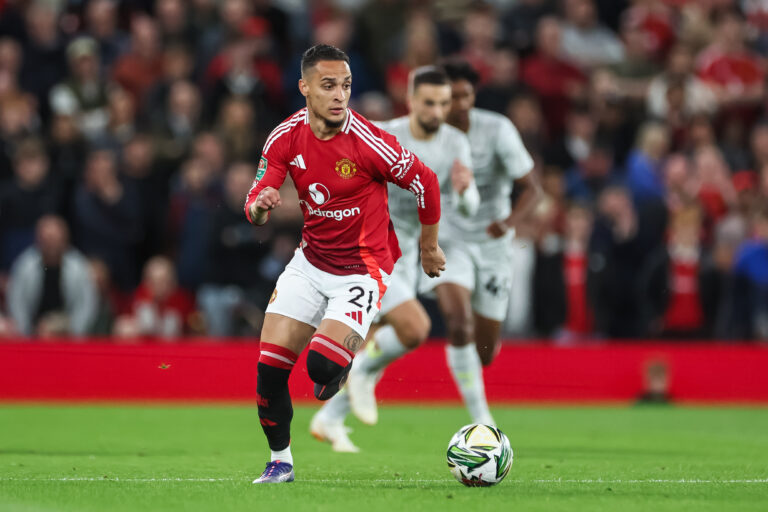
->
<box><xmin>395</xmin><ymin>313</ymin><xmax>431</xmax><ymax>349</ymax></box>
<box><xmin>445</xmin><ymin>313</ymin><xmax>473</xmax><ymax>346</ymax></box>
<box><xmin>306</xmin><ymin>335</ymin><xmax>353</xmax><ymax>384</ymax></box>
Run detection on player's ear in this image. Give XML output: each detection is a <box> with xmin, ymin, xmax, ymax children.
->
<box><xmin>299</xmin><ymin>78</ymin><xmax>309</xmax><ymax>98</ymax></box>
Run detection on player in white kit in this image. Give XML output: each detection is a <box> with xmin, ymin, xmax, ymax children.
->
<box><xmin>423</xmin><ymin>59</ymin><xmax>542</xmax><ymax>425</ymax></box>
<box><xmin>309</xmin><ymin>66</ymin><xmax>479</xmax><ymax>452</ymax></box>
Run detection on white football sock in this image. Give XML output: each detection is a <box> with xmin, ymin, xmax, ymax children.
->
<box><xmin>446</xmin><ymin>344</ymin><xmax>494</xmax><ymax>425</ymax></box>
<box><xmin>317</xmin><ymin>387</ymin><xmax>351</xmax><ymax>422</ymax></box>
<box><xmin>270</xmin><ymin>446</ymin><xmax>293</xmax><ymax>465</ymax></box>
<box><xmin>355</xmin><ymin>325</ymin><xmax>409</xmax><ymax>375</ymax></box>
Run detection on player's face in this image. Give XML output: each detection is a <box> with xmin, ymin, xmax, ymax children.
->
<box><xmin>300</xmin><ymin>60</ymin><xmax>352</xmax><ymax>129</ymax></box>
<box><xmin>448</xmin><ymin>79</ymin><xmax>475</xmax><ymax>126</ymax></box>
<box><xmin>409</xmin><ymin>83</ymin><xmax>452</xmax><ymax>134</ymax></box>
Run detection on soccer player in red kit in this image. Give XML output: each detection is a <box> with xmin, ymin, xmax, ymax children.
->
<box><xmin>244</xmin><ymin>45</ymin><xmax>446</xmax><ymax>483</ymax></box>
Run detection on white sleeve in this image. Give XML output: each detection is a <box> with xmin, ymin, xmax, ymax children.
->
<box><xmin>497</xmin><ymin>117</ymin><xmax>533</xmax><ymax>179</ymax></box>
<box><xmin>451</xmin><ymin>134</ymin><xmax>479</xmax><ymax>217</ymax></box>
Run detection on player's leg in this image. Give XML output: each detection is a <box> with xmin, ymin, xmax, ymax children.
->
<box><xmin>253</xmin><ymin>251</ymin><xmax>326</xmax><ymax>484</ymax></box>
<box><xmin>347</xmin><ymin>299</ymin><xmax>431</xmax><ymax>424</ymax></box>
<box><xmin>473</xmin><ymin>313</ymin><xmax>503</xmax><ymax>366</ymax></box>
<box><xmin>434</xmin><ymin>282</ymin><xmax>493</xmax><ymax>424</ymax></box>
<box><xmin>472</xmin><ymin>237</ymin><xmax>514</xmax><ymax>367</ymax></box>
<box><xmin>309</xmin><ymin>267</ymin><xmax>392</xmax><ymax>401</ymax></box>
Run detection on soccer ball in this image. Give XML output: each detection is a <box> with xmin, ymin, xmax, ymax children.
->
<box><xmin>446</xmin><ymin>424</ymin><xmax>513</xmax><ymax>487</ymax></box>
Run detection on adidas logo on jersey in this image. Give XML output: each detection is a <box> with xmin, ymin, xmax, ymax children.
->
<box><xmin>345</xmin><ymin>311</ymin><xmax>362</xmax><ymax>324</ymax></box>
<box><xmin>290</xmin><ymin>154</ymin><xmax>306</xmax><ymax>169</ymax></box>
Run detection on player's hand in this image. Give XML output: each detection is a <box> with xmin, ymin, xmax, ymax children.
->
<box><xmin>486</xmin><ymin>220</ymin><xmax>509</xmax><ymax>239</ymax></box>
<box><xmin>450</xmin><ymin>159</ymin><xmax>473</xmax><ymax>195</ymax></box>
<box><xmin>256</xmin><ymin>187</ymin><xmax>282</xmax><ymax>211</ymax></box>
<box><xmin>421</xmin><ymin>244</ymin><xmax>446</xmax><ymax>278</ymax></box>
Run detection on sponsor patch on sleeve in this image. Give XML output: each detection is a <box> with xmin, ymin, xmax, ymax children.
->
<box><xmin>256</xmin><ymin>156</ymin><xmax>268</xmax><ymax>181</ymax></box>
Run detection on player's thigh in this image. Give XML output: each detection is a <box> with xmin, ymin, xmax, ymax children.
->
<box><xmin>261</xmin><ymin>313</ymin><xmax>317</xmax><ymax>355</ymax></box>
<box><xmin>381</xmin><ymin>298</ymin><xmax>431</xmax><ymax>348</ymax></box>
<box><xmin>323</xmin><ymin>270</ymin><xmax>391</xmax><ymax>343</ymax></box>
<box><xmin>473</xmin><ymin>312</ymin><xmax>503</xmax><ymax>367</ymax></box>
<box><xmin>262</xmin><ymin>250</ymin><xmax>327</xmax><ymax>353</ymax></box>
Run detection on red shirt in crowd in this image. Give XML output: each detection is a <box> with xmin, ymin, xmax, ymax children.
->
<box><xmin>245</xmin><ymin>108</ymin><xmax>441</xmax><ymax>282</ymax></box>
<box><xmin>696</xmin><ymin>46</ymin><xmax>764</xmax><ymax>92</ymax></box>
<box><xmin>521</xmin><ymin>54</ymin><xmax>586</xmax><ymax>135</ymax></box>
<box><xmin>663</xmin><ymin>257</ymin><xmax>703</xmax><ymax>332</ymax></box>
<box><xmin>132</xmin><ymin>284</ymin><xmax>196</xmax><ymax>337</ymax></box>
<box><xmin>563</xmin><ymin>250</ymin><xmax>593</xmax><ymax>335</ymax></box>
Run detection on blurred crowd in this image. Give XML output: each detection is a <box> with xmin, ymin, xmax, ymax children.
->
<box><xmin>0</xmin><ymin>0</ymin><xmax>766</xmax><ymax>341</ymax></box>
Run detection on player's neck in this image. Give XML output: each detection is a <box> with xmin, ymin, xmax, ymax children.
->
<box><xmin>449</xmin><ymin>118</ymin><xmax>470</xmax><ymax>133</ymax></box>
<box><xmin>408</xmin><ymin>116</ymin><xmax>437</xmax><ymax>141</ymax></box>
<box><xmin>307</xmin><ymin>108</ymin><xmax>345</xmax><ymax>140</ymax></box>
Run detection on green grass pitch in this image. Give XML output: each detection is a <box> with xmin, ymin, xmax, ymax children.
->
<box><xmin>1</xmin><ymin>405</ymin><xmax>767</xmax><ymax>511</ymax></box>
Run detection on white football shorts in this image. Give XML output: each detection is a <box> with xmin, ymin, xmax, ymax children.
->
<box><xmin>419</xmin><ymin>234</ymin><xmax>514</xmax><ymax>322</ymax></box>
<box><xmin>266</xmin><ymin>248</ymin><xmax>391</xmax><ymax>338</ymax></box>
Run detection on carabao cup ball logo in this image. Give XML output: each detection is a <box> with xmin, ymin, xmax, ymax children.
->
<box><xmin>308</xmin><ymin>183</ymin><xmax>330</xmax><ymax>205</ymax></box>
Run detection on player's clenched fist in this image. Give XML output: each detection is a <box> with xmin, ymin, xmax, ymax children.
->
<box><xmin>249</xmin><ymin>186</ymin><xmax>282</xmax><ymax>224</ymax></box>
<box><xmin>421</xmin><ymin>244</ymin><xmax>446</xmax><ymax>278</ymax></box>
<box><xmin>450</xmin><ymin>159</ymin><xmax>473</xmax><ymax>194</ymax></box>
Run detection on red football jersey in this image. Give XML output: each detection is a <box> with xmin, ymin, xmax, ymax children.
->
<box><xmin>244</xmin><ymin>108</ymin><xmax>441</xmax><ymax>278</ymax></box>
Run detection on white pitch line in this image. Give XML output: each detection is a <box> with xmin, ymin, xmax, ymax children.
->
<box><xmin>1</xmin><ymin>477</ymin><xmax>767</xmax><ymax>484</ymax></box>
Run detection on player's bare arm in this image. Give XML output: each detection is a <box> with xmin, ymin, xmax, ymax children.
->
<box><xmin>420</xmin><ymin>222</ymin><xmax>446</xmax><ymax>277</ymax></box>
<box><xmin>487</xmin><ymin>172</ymin><xmax>543</xmax><ymax>238</ymax></box>
<box><xmin>450</xmin><ymin>159</ymin><xmax>473</xmax><ymax>194</ymax></box>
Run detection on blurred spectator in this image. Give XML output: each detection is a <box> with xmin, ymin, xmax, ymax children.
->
<box><xmin>644</xmin><ymin>206</ymin><xmax>712</xmax><ymax>338</ymax></box>
<box><xmin>734</xmin><ymin>206</ymin><xmax>768</xmax><ymax>337</ymax></box>
<box><xmin>84</xmin><ymin>0</ymin><xmax>130</xmax><ymax>71</ymax></box>
<box><xmin>7</xmin><ymin>215</ymin><xmax>97</xmax><ymax>337</ymax></box>
<box><xmin>120</xmin><ymin>256</ymin><xmax>196</xmax><ymax>339</ymax></box>
<box><xmin>0</xmin><ymin>138</ymin><xmax>62</xmax><ymax>270</ymax></box>
<box><xmin>620</xmin><ymin>0</ymin><xmax>675</xmax><ymax>59</ymax></box>
<box><xmin>749</xmin><ymin>121</ymin><xmax>768</xmax><ymax>171</ymax></box>
<box><xmin>112</xmin><ymin>16</ymin><xmax>164</xmax><ymax>106</ymax></box>
<box><xmin>155</xmin><ymin>0</ymin><xmax>195</xmax><ymax>48</ymax></box>
<box><xmin>144</xmin><ymin>43</ymin><xmax>195</xmax><ymax>125</ymax></box>
<box><xmin>72</xmin><ymin>149</ymin><xmax>142</xmax><ymax>291</ymax></box>
<box><xmin>696</xmin><ymin>9</ymin><xmax>765</xmax><ymax>113</ymax></box>
<box><xmin>47</xmin><ymin>112</ymin><xmax>87</xmax><ymax>204</ymax></box>
<box><xmin>545</xmin><ymin>103</ymin><xmax>596</xmax><ymax>170</ymax></box>
<box><xmin>521</xmin><ymin>16</ymin><xmax>587</xmax><ymax>135</ymax></box>
<box><xmin>560</xmin><ymin>0</ymin><xmax>625</xmax><ymax>68</ymax></box>
<box><xmin>357</xmin><ymin>0</ymin><xmax>409</xmax><ymax>81</ymax></box>
<box><xmin>475</xmin><ymin>45</ymin><xmax>529</xmax><ymax>115</ymax></box>
<box><xmin>152</xmin><ymin>80</ymin><xmax>202</xmax><ymax>167</ymax></box>
<box><xmin>533</xmin><ymin>201</ymin><xmax>594</xmax><ymax>340</ymax></box>
<box><xmin>565</xmin><ymin>142</ymin><xmax>618</xmax><ymax>202</ymax></box>
<box><xmin>587</xmin><ymin>186</ymin><xmax>663</xmax><ymax>338</ymax></box>
<box><xmin>461</xmin><ymin>3</ymin><xmax>502</xmax><ymax>84</ymax></box>
<box><xmin>506</xmin><ymin>93</ymin><xmax>546</xmax><ymax>157</ymax></box>
<box><xmin>386</xmin><ymin>9</ymin><xmax>439</xmax><ymax>116</ymax></box>
<box><xmin>197</xmin><ymin>0</ymin><xmax>254</xmax><ymax>75</ymax></box>
<box><xmin>215</xmin><ymin>97</ymin><xmax>258</xmax><ymax>162</ymax></box>
<box><xmin>49</xmin><ymin>37</ymin><xmax>110</xmax><ymax>142</ymax></box>
<box><xmin>625</xmin><ymin>121</ymin><xmax>671</xmax><ymax>203</ymax></box>
<box><xmin>608</xmin><ymin>17</ymin><xmax>662</xmax><ymax>102</ymax></box>
<box><xmin>502</xmin><ymin>0</ymin><xmax>557</xmax><ymax>54</ymax></box>
<box><xmin>692</xmin><ymin>146</ymin><xmax>737</xmax><ymax>239</ymax></box>
<box><xmin>87</xmin><ymin>257</ymin><xmax>130</xmax><ymax>336</ymax></box>
<box><xmin>203</xmin><ymin>18</ymin><xmax>284</xmax><ymax>122</ymax></box>
<box><xmin>647</xmin><ymin>45</ymin><xmax>718</xmax><ymax>140</ymax></box>
<box><xmin>18</xmin><ymin>1</ymin><xmax>67</xmax><ymax>117</ymax></box>
<box><xmin>198</xmin><ymin>163</ymin><xmax>272</xmax><ymax>336</ymax></box>
<box><xmin>168</xmin><ymin>157</ymin><xmax>218</xmax><ymax>290</ymax></box>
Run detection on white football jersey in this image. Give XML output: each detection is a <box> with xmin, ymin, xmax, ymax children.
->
<box><xmin>376</xmin><ymin>116</ymin><xmax>473</xmax><ymax>241</ymax></box>
<box><xmin>443</xmin><ymin>108</ymin><xmax>533</xmax><ymax>243</ymax></box>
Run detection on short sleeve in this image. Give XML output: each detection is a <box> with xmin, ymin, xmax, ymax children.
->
<box><xmin>497</xmin><ymin>117</ymin><xmax>534</xmax><ymax>179</ymax></box>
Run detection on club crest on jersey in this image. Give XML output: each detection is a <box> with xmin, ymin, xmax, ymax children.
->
<box><xmin>256</xmin><ymin>156</ymin><xmax>268</xmax><ymax>181</ymax></box>
<box><xmin>335</xmin><ymin>158</ymin><xmax>358</xmax><ymax>179</ymax></box>
<box><xmin>269</xmin><ymin>289</ymin><xmax>277</xmax><ymax>304</ymax></box>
